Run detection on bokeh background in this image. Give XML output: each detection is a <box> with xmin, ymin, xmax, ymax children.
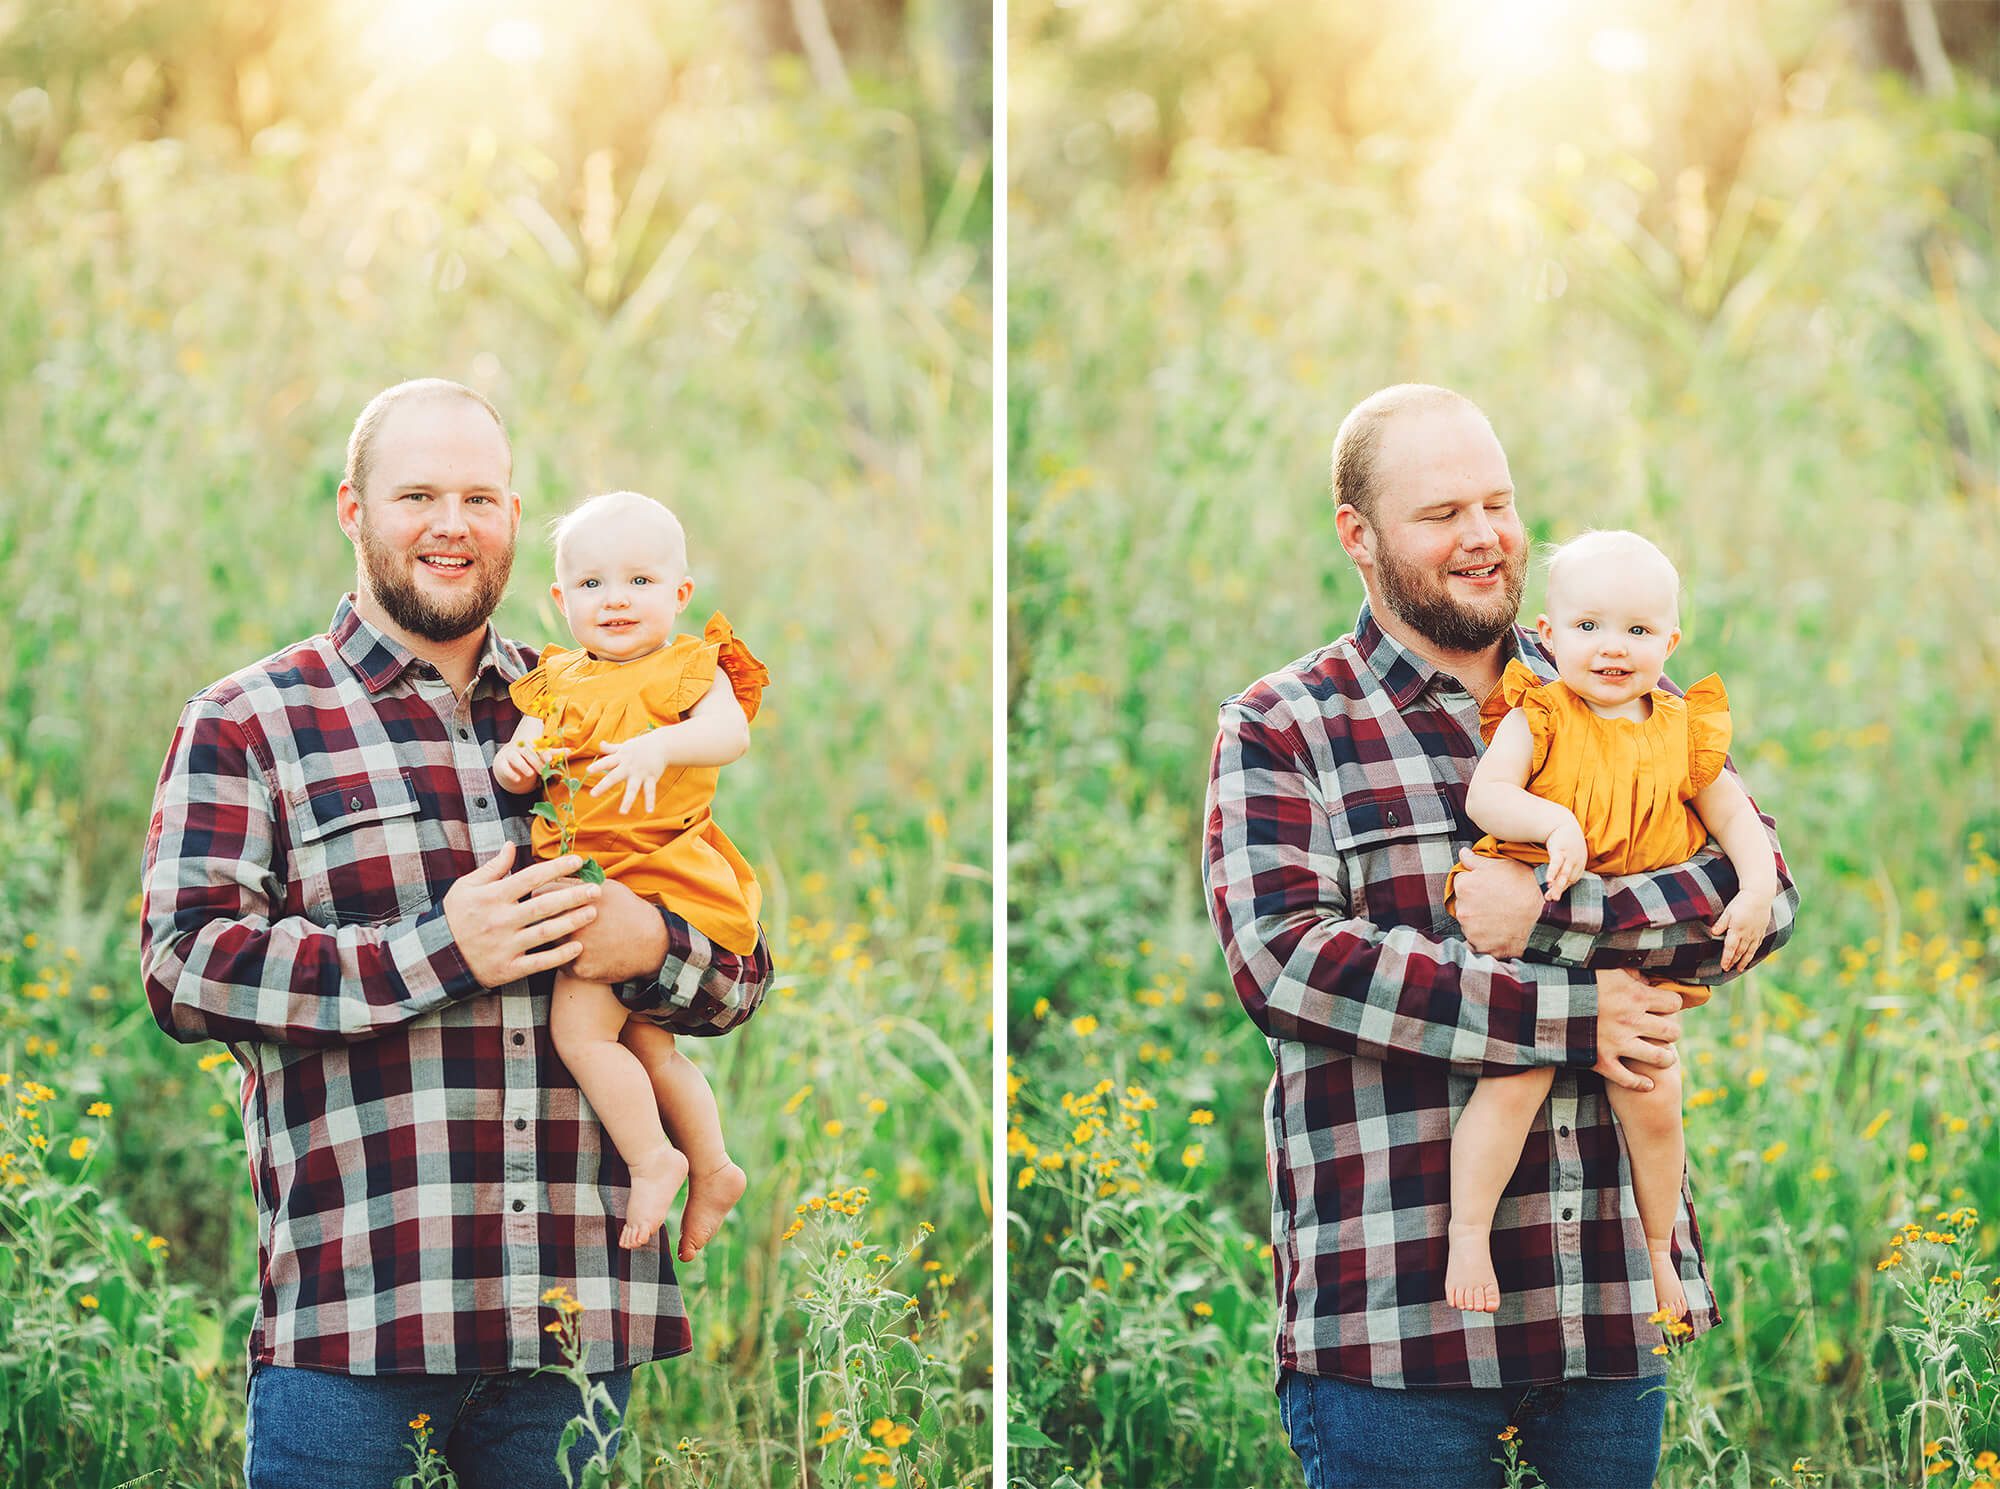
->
<box><xmin>1009</xmin><ymin>2</ymin><xmax>1999</xmax><ymax>1485</ymax></box>
<box><xmin>0</xmin><ymin>2</ymin><xmax>991</xmax><ymax>1485</ymax></box>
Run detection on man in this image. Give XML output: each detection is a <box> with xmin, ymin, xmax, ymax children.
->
<box><xmin>1202</xmin><ymin>385</ymin><xmax>1797</xmax><ymax>1489</ymax></box>
<box><xmin>141</xmin><ymin>379</ymin><xmax>771</xmax><ymax>1486</ymax></box>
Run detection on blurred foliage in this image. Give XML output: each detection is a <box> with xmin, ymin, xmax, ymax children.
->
<box><xmin>0</xmin><ymin>1</ymin><xmax>992</xmax><ymax>1484</ymax></box>
<box><xmin>1010</xmin><ymin>1</ymin><xmax>1999</xmax><ymax>1486</ymax></box>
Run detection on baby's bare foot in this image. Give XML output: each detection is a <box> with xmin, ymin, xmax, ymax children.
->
<box><xmin>621</xmin><ymin>1146</ymin><xmax>689</xmax><ymax>1251</ymax></box>
<box><xmin>676</xmin><ymin>1158</ymin><xmax>748</xmax><ymax>1262</ymax></box>
<box><xmin>1446</xmin><ymin>1224</ymin><xmax>1502</xmax><ymax>1313</ymax></box>
<box><xmin>1649</xmin><ymin>1247</ymin><xmax>1688</xmax><ymax>1322</ymax></box>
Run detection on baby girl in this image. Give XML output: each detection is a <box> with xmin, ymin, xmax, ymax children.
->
<box><xmin>494</xmin><ymin>490</ymin><xmax>769</xmax><ymax>1256</ymax></box>
<box><xmin>1444</xmin><ymin>529</ymin><xmax>1777</xmax><ymax>1322</ymax></box>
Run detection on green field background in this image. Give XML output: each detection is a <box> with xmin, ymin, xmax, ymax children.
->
<box><xmin>1009</xmin><ymin>2</ymin><xmax>2000</xmax><ymax>1486</ymax></box>
<box><xmin>0</xmin><ymin>3</ymin><xmax>992</xmax><ymax>1485</ymax></box>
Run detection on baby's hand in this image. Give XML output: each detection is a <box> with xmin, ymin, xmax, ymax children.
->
<box><xmin>588</xmin><ymin>729</ymin><xmax>674</xmax><ymax>814</ymax></box>
<box><xmin>1544</xmin><ymin>815</ymin><xmax>1588</xmax><ymax>901</ymax></box>
<box><xmin>1710</xmin><ymin>887</ymin><xmax>1775</xmax><ymax>972</ymax></box>
<box><xmin>493</xmin><ymin>742</ymin><xmax>545</xmax><ymax>794</ymax></box>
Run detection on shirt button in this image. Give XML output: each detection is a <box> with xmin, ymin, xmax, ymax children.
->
<box><xmin>1559</xmin><ymin>1125</ymin><xmax>1571</xmax><ymax>1137</ymax></box>
<box><xmin>512</xmin><ymin>1032</ymin><xmax>525</xmax><ymax>1046</ymax></box>
<box><xmin>349</xmin><ymin>796</ymin><xmax>363</xmax><ymax>811</ymax></box>
<box><xmin>515</xmin><ymin>1118</ymin><xmax>527</xmax><ymax>1131</ymax></box>
<box><xmin>1387</xmin><ymin>808</ymin><xmax>1401</xmax><ymax>826</ymax></box>
<box><xmin>475</xmin><ymin>796</ymin><xmax>489</xmax><ymax>810</ymax></box>
<box><xmin>458</xmin><ymin>728</ymin><xmax>471</xmax><ymax>741</ymax></box>
<box><xmin>512</xmin><ymin>1200</ymin><xmax>525</xmax><ymax>1212</ymax></box>
<box><xmin>1562</xmin><ymin>1208</ymin><xmax>1575</xmax><ymax>1221</ymax></box>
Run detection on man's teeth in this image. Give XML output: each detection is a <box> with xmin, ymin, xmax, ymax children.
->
<box><xmin>1455</xmin><ymin>565</ymin><xmax>1497</xmax><ymax>577</ymax></box>
<box><xmin>422</xmin><ymin>557</ymin><xmax>471</xmax><ymax>568</ymax></box>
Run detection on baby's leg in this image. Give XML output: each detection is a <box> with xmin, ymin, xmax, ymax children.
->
<box><xmin>1604</xmin><ymin>1058</ymin><xmax>1689</xmax><ymax>1320</ymax></box>
<box><xmin>622</xmin><ymin>1021</ymin><xmax>747</xmax><ymax>1262</ymax></box>
<box><xmin>1447</xmin><ymin>1066</ymin><xmax>1557</xmax><ymax>1312</ymax></box>
<box><xmin>550</xmin><ymin>971</ymin><xmax>688</xmax><ymax>1251</ymax></box>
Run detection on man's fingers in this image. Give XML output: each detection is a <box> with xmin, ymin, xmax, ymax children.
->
<box><xmin>1459</xmin><ymin>849</ymin><xmax>1480</xmax><ymax>870</ymax></box>
<box><xmin>513</xmin><ymin>939</ymin><xmax>586</xmax><ymax>978</ymax></box>
<box><xmin>1601</xmin><ymin>1057</ymin><xmax>1653</xmax><ymax>1093</ymax></box>
<box><xmin>501</xmin><ymin>853</ymin><xmax>587</xmax><ymax>895</ymax></box>
<box><xmin>467</xmin><ymin>843</ymin><xmax>517</xmax><ymax>881</ymax></box>
<box><xmin>513</xmin><ymin>883</ymin><xmax>600</xmax><ymax>926</ymax></box>
<box><xmin>518</xmin><ymin>905</ymin><xmax>599</xmax><ymax>946</ymax></box>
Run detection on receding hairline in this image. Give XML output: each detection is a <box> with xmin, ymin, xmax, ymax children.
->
<box><xmin>549</xmin><ymin>490</ymin><xmax>688</xmax><ymax>575</ymax></box>
<box><xmin>345</xmin><ymin>378</ymin><xmax>511</xmax><ymax>498</ymax></box>
<box><xmin>1330</xmin><ymin>384</ymin><xmax>1497</xmax><ymax>523</ymax></box>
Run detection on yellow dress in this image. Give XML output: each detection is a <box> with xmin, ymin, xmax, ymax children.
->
<box><xmin>509</xmin><ymin>612</ymin><xmax>770</xmax><ymax>955</ymax></box>
<box><xmin>1451</xmin><ymin>659</ymin><xmax>1733</xmax><ymax>1006</ymax></box>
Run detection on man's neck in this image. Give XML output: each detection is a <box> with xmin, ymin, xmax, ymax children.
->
<box><xmin>352</xmin><ymin>590</ymin><xmax>489</xmax><ymax>694</ymax></box>
<box><xmin>1367</xmin><ymin>595</ymin><xmax>1512</xmax><ymax>701</ymax></box>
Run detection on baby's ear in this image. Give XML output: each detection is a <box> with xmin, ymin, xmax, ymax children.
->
<box><xmin>676</xmin><ymin>576</ymin><xmax>695</xmax><ymax>608</ymax></box>
<box><xmin>1665</xmin><ymin>626</ymin><xmax>1682</xmax><ymax>657</ymax></box>
<box><xmin>549</xmin><ymin>581</ymin><xmax>567</xmax><ymax>616</ymax></box>
<box><xmin>1534</xmin><ymin>612</ymin><xmax>1554</xmax><ymax>641</ymax></box>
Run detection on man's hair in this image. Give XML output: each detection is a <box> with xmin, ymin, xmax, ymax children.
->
<box><xmin>1329</xmin><ymin>384</ymin><xmax>1490</xmax><ymax>527</ymax></box>
<box><xmin>549</xmin><ymin>490</ymin><xmax>688</xmax><ymax>575</ymax></box>
<box><xmin>344</xmin><ymin>379</ymin><xmax>510</xmax><ymax>500</ymax></box>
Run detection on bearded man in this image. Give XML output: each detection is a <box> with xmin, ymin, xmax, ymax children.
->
<box><xmin>1202</xmin><ymin>384</ymin><xmax>1796</xmax><ymax>1489</ymax></box>
<box><xmin>141</xmin><ymin>379</ymin><xmax>771</xmax><ymax>1486</ymax></box>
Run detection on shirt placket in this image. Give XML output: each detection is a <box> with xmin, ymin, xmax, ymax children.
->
<box><xmin>428</xmin><ymin>668</ymin><xmax>545</xmax><ymax>1365</ymax></box>
<box><xmin>1547</xmin><ymin>1080</ymin><xmax>1589</xmax><ymax>1374</ymax></box>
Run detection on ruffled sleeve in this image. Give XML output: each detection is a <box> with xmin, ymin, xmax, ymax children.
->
<box><xmin>1480</xmin><ymin>658</ymin><xmax>1558</xmax><ymax>777</ymax></box>
<box><xmin>508</xmin><ymin>643</ymin><xmax>568</xmax><ymax>720</ymax></box>
<box><xmin>705</xmin><ymin>611</ymin><xmax>770</xmax><ymax>724</ymax></box>
<box><xmin>1682</xmin><ymin>673</ymin><xmax>1732</xmax><ymax>795</ymax></box>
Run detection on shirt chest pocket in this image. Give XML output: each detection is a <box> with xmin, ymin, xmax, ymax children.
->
<box><xmin>1334</xmin><ymin>785</ymin><xmax>1463</xmax><ymax>932</ymax></box>
<box><xmin>292</xmin><ymin>771</ymin><xmax>429</xmax><ymax>927</ymax></box>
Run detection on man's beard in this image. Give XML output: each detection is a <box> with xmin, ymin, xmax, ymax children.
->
<box><xmin>356</xmin><ymin>517</ymin><xmax>514</xmax><ymax>644</ymax></box>
<box><xmin>1374</xmin><ymin>540</ymin><xmax>1525</xmax><ymax>654</ymax></box>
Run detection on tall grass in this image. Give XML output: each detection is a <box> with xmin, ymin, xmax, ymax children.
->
<box><xmin>0</xmin><ymin>2</ymin><xmax>993</xmax><ymax>1483</ymax></box>
<box><xmin>1009</xmin><ymin>3</ymin><xmax>1999</xmax><ymax>1485</ymax></box>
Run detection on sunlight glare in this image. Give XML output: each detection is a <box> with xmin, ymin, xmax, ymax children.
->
<box><xmin>1454</xmin><ymin>0</ymin><xmax>1574</xmax><ymax>79</ymax></box>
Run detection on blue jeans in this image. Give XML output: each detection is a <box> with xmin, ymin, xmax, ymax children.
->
<box><xmin>1277</xmin><ymin>1368</ymin><xmax>1666</xmax><ymax>1489</ymax></box>
<box><xmin>244</xmin><ymin>1360</ymin><xmax>632</xmax><ymax>1488</ymax></box>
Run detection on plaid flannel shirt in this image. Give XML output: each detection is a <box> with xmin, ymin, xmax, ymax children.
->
<box><xmin>1203</xmin><ymin>603</ymin><xmax>1797</xmax><ymax>1390</ymax></box>
<box><xmin>141</xmin><ymin>597</ymin><xmax>770</xmax><ymax>1376</ymax></box>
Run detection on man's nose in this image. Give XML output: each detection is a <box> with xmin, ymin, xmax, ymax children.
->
<box><xmin>1461</xmin><ymin>508</ymin><xmax>1499</xmax><ymax>548</ymax></box>
<box><xmin>429</xmin><ymin>496</ymin><xmax>472</xmax><ymax>536</ymax></box>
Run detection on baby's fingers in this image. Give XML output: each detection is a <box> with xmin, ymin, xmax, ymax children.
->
<box><xmin>618</xmin><ymin>777</ymin><xmax>642</xmax><ymax>814</ymax></box>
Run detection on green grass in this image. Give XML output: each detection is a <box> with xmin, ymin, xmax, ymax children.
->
<box><xmin>1008</xmin><ymin>3</ymin><xmax>2000</xmax><ymax>1485</ymax></box>
<box><xmin>0</xmin><ymin>5</ymin><xmax>993</xmax><ymax>1484</ymax></box>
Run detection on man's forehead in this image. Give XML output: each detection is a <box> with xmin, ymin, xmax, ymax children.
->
<box><xmin>370</xmin><ymin>397</ymin><xmax>511</xmax><ymax>487</ymax></box>
<box><xmin>1376</xmin><ymin>409</ymin><xmax>1510</xmax><ymax>503</ymax></box>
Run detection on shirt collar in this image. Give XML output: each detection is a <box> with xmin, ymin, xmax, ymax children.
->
<box><xmin>328</xmin><ymin>594</ymin><xmax>528</xmax><ymax>695</ymax></box>
<box><xmin>1352</xmin><ymin>600</ymin><xmax>1550</xmax><ymax>709</ymax></box>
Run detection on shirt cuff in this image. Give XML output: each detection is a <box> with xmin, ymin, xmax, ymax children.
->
<box><xmin>392</xmin><ymin>903</ymin><xmax>485</xmax><ymax>1011</ymax></box>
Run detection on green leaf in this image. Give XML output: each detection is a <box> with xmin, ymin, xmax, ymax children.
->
<box><xmin>1010</xmin><ymin>1422</ymin><xmax>1058</xmax><ymax>1449</ymax></box>
<box><xmin>887</xmin><ymin>1336</ymin><xmax>923</xmax><ymax>1374</ymax></box>
<box><xmin>532</xmin><ymin>802</ymin><xmax>561</xmax><ymax>824</ymax></box>
<box><xmin>579</xmin><ymin>858</ymin><xmax>606</xmax><ymax>884</ymax></box>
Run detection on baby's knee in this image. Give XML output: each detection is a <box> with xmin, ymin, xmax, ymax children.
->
<box><xmin>1621</xmin><ymin>1067</ymin><xmax>1684</xmax><ymax>1139</ymax></box>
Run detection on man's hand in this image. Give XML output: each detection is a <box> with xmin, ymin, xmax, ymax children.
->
<box><xmin>565</xmin><ymin>878</ymin><xmax>669</xmax><ymax>983</ymax></box>
<box><xmin>1452</xmin><ymin>851</ymin><xmax>1545</xmax><ymax>958</ymax></box>
<box><xmin>442</xmin><ymin>845</ymin><xmax>600</xmax><ymax>988</ymax></box>
<box><xmin>1592</xmin><ymin>967</ymin><xmax>1682</xmax><ymax>1093</ymax></box>
<box><xmin>492</xmin><ymin>742</ymin><xmax>545</xmax><ymax>794</ymax></box>
<box><xmin>587</xmin><ymin>730</ymin><xmax>674</xmax><ymax>814</ymax></box>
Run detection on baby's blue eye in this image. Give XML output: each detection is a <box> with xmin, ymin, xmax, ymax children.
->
<box><xmin>1577</xmin><ymin>620</ymin><xmax>1595</xmax><ymax>632</ymax></box>
<box><xmin>581</xmin><ymin>578</ymin><xmax>599</xmax><ymax>589</ymax></box>
<box><xmin>632</xmin><ymin>576</ymin><xmax>650</xmax><ymax>585</ymax></box>
<box><xmin>1629</xmin><ymin>625</ymin><xmax>1647</xmax><ymax>636</ymax></box>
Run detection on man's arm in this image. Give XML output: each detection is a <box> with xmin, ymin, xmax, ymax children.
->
<box><xmin>1204</xmin><ymin>699</ymin><xmax>1594</xmax><ymax>1072</ymax></box>
<box><xmin>597</xmin><ymin>889</ymin><xmax>772</xmax><ymax>1037</ymax></box>
<box><xmin>1525</xmin><ymin>783</ymin><xmax>1798</xmax><ymax>982</ymax></box>
<box><xmin>141</xmin><ymin>698</ymin><xmax>592</xmax><ymax>1047</ymax></box>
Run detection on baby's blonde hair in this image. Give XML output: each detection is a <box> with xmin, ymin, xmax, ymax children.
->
<box><xmin>548</xmin><ymin>490</ymin><xmax>688</xmax><ymax>577</ymax></box>
<box><xmin>1544</xmin><ymin>529</ymin><xmax>1681</xmax><ymax>613</ymax></box>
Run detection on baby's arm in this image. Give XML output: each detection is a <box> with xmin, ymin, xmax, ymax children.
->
<box><xmin>1464</xmin><ymin>709</ymin><xmax>1589</xmax><ymax>900</ymax></box>
<box><xmin>493</xmin><ymin>715</ymin><xmax>548</xmax><ymax>794</ymax></box>
<box><xmin>1690</xmin><ymin>772</ymin><xmax>1781</xmax><ymax>972</ymax></box>
<box><xmin>588</xmin><ymin>675</ymin><xmax>751</xmax><ymax>814</ymax></box>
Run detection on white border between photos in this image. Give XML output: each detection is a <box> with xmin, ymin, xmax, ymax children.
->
<box><xmin>990</xmin><ymin>0</ymin><xmax>1010</xmax><ymax>1478</ymax></box>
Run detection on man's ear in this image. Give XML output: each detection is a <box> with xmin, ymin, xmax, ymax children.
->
<box><xmin>337</xmin><ymin>481</ymin><xmax>362</xmax><ymax>545</ymax></box>
<box><xmin>1334</xmin><ymin>503</ymin><xmax>1372</xmax><ymax>569</ymax></box>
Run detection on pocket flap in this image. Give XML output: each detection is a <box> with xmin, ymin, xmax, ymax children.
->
<box><xmin>1333</xmin><ymin>785</ymin><xmax>1457</xmax><ymax>851</ymax></box>
<box><xmin>298</xmin><ymin>772</ymin><xmax>420</xmax><ymax>843</ymax></box>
